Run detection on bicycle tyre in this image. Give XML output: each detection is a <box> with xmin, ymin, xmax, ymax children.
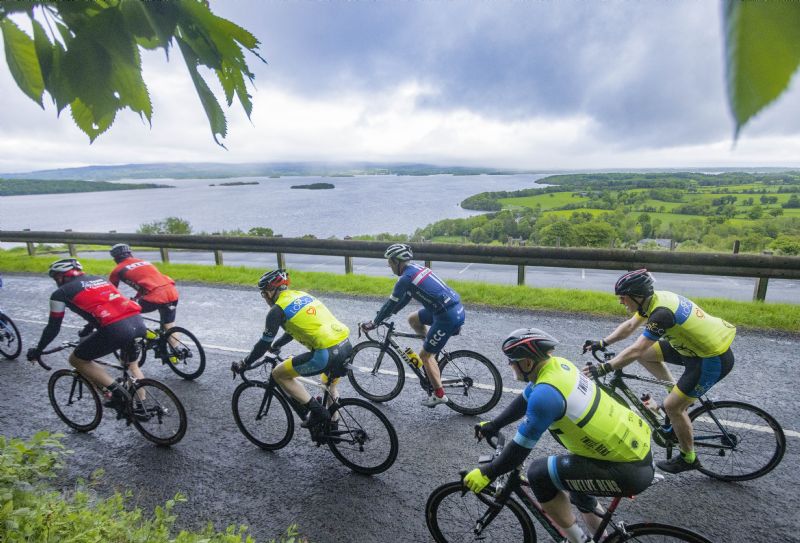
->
<box><xmin>326</xmin><ymin>397</ymin><xmax>398</xmax><ymax>475</ymax></box>
<box><xmin>47</xmin><ymin>369</ymin><xmax>102</xmax><ymax>432</ymax></box>
<box><xmin>0</xmin><ymin>313</ymin><xmax>22</xmax><ymax>359</ymax></box>
<box><xmin>604</xmin><ymin>522</ymin><xmax>712</xmax><ymax>542</ymax></box>
<box><xmin>425</xmin><ymin>481</ymin><xmax>535</xmax><ymax>543</ymax></box>
<box><xmin>346</xmin><ymin>340</ymin><xmax>405</xmax><ymax>402</ymax></box>
<box><xmin>438</xmin><ymin>350</ymin><xmax>502</xmax><ymax>416</ymax></box>
<box><xmin>688</xmin><ymin>400</ymin><xmax>785</xmax><ymax>481</ymax></box>
<box><xmin>162</xmin><ymin>327</ymin><xmax>206</xmax><ymax>380</ymax></box>
<box><xmin>232</xmin><ymin>381</ymin><xmax>294</xmax><ymax>450</ymax></box>
<box><xmin>129</xmin><ymin>378</ymin><xmax>187</xmax><ymax>446</ymax></box>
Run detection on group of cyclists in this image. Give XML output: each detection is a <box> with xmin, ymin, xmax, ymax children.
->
<box><xmin>19</xmin><ymin>242</ymin><xmax>738</xmax><ymax>543</ymax></box>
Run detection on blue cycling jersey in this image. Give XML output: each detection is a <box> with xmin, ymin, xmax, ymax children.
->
<box><xmin>514</xmin><ymin>382</ymin><xmax>566</xmax><ymax>449</ymax></box>
<box><xmin>374</xmin><ymin>263</ymin><xmax>461</xmax><ymax>323</ymax></box>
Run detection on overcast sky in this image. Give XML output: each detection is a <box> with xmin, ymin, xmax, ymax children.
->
<box><xmin>2</xmin><ymin>0</ymin><xmax>800</xmax><ymax>174</ymax></box>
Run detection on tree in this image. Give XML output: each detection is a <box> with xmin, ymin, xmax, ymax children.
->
<box><xmin>0</xmin><ymin>1</ymin><xmax>264</xmax><ymax>145</ymax></box>
<box><xmin>138</xmin><ymin>216</ymin><xmax>192</xmax><ymax>235</ymax></box>
<box><xmin>783</xmin><ymin>194</ymin><xmax>800</xmax><ymax>209</ymax></box>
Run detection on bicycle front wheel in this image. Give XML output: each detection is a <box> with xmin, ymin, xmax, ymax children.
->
<box><xmin>162</xmin><ymin>327</ymin><xmax>206</xmax><ymax>380</ymax></box>
<box><xmin>347</xmin><ymin>341</ymin><xmax>405</xmax><ymax>402</ymax></box>
<box><xmin>0</xmin><ymin>313</ymin><xmax>22</xmax><ymax>359</ymax></box>
<box><xmin>426</xmin><ymin>481</ymin><xmax>535</xmax><ymax>543</ymax></box>
<box><xmin>438</xmin><ymin>350</ymin><xmax>502</xmax><ymax>416</ymax></box>
<box><xmin>605</xmin><ymin>522</ymin><xmax>712</xmax><ymax>542</ymax></box>
<box><xmin>689</xmin><ymin>400</ymin><xmax>785</xmax><ymax>481</ymax></box>
<box><xmin>129</xmin><ymin>378</ymin><xmax>187</xmax><ymax>446</ymax></box>
<box><xmin>327</xmin><ymin>398</ymin><xmax>398</xmax><ymax>475</ymax></box>
<box><xmin>48</xmin><ymin>369</ymin><xmax>102</xmax><ymax>432</ymax></box>
<box><xmin>232</xmin><ymin>381</ymin><xmax>294</xmax><ymax>450</ymax></box>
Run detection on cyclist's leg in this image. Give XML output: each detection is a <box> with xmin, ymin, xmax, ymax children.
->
<box><xmin>157</xmin><ymin>299</ymin><xmax>179</xmax><ymax>346</ymax></box>
<box><xmin>420</xmin><ymin>305</ymin><xmax>464</xmax><ymax>391</ymax></box>
<box><xmin>272</xmin><ymin>349</ymin><xmax>331</xmax><ymax>422</ymax></box>
<box><xmin>320</xmin><ymin>339</ymin><xmax>353</xmax><ymax>407</ymax></box>
<box><xmin>637</xmin><ymin>339</ymin><xmax>676</xmax><ymax>387</ymax></box>
<box><xmin>71</xmin><ymin>328</ymin><xmax>116</xmax><ymax>387</ymax></box>
<box><xmin>408</xmin><ymin>308</ymin><xmax>429</xmax><ymax>337</ymax></box>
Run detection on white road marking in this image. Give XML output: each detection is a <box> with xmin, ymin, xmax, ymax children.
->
<box><xmin>459</xmin><ymin>263</ymin><xmax>473</xmax><ymax>274</ymax></box>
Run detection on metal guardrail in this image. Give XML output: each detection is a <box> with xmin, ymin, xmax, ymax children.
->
<box><xmin>2</xmin><ymin>230</ymin><xmax>798</xmax><ymax>301</ymax></box>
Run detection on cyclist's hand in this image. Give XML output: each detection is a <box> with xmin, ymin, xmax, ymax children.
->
<box><xmin>26</xmin><ymin>347</ymin><xmax>41</xmax><ymax>362</ymax></box>
<box><xmin>474</xmin><ymin>421</ymin><xmax>499</xmax><ymax>442</ymax></box>
<box><xmin>361</xmin><ymin>321</ymin><xmax>376</xmax><ymax>331</ymax></box>
<box><xmin>78</xmin><ymin>323</ymin><xmax>94</xmax><ymax>338</ymax></box>
<box><xmin>582</xmin><ymin>339</ymin><xmax>606</xmax><ymax>354</ymax></box>
<box><xmin>463</xmin><ymin>468</ymin><xmax>491</xmax><ymax>494</ymax></box>
<box><xmin>231</xmin><ymin>359</ymin><xmax>246</xmax><ymax>377</ymax></box>
<box><xmin>585</xmin><ymin>362</ymin><xmax>612</xmax><ymax>380</ymax></box>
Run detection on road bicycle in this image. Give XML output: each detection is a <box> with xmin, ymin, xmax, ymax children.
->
<box><xmin>347</xmin><ymin>321</ymin><xmax>502</xmax><ymax>415</ymax></box>
<box><xmin>135</xmin><ymin>316</ymin><xmax>205</xmax><ymax>380</ymax></box>
<box><xmin>0</xmin><ymin>306</ymin><xmax>21</xmax><ymax>360</ymax></box>
<box><xmin>426</xmin><ymin>433</ymin><xmax>713</xmax><ymax>543</ymax></box>
<box><xmin>34</xmin><ymin>340</ymin><xmax>188</xmax><ymax>446</ymax></box>
<box><xmin>231</xmin><ymin>351</ymin><xmax>399</xmax><ymax>475</ymax></box>
<box><xmin>585</xmin><ymin>349</ymin><xmax>785</xmax><ymax>482</ymax></box>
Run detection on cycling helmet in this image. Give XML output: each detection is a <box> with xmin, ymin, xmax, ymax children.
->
<box><xmin>258</xmin><ymin>269</ymin><xmax>289</xmax><ymax>290</ymax></box>
<box><xmin>501</xmin><ymin>328</ymin><xmax>559</xmax><ymax>364</ymax></box>
<box><xmin>384</xmin><ymin>243</ymin><xmax>413</xmax><ymax>261</ymax></box>
<box><xmin>110</xmin><ymin>243</ymin><xmax>132</xmax><ymax>260</ymax></box>
<box><xmin>48</xmin><ymin>258</ymin><xmax>83</xmax><ymax>279</ymax></box>
<box><xmin>614</xmin><ymin>269</ymin><xmax>655</xmax><ymax>298</ymax></box>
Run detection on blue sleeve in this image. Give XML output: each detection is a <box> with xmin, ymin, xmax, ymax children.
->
<box><xmin>375</xmin><ymin>275</ymin><xmax>412</xmax><ymax>323</ymax></box>
<box><xmin>514</xmin><ymin>384</ymin><xmax>565</xmax><ymax>449</ymax></box>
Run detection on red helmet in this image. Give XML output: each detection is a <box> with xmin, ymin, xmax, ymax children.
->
<box><xmin>501</xmin><ymin>328</ymin><xmax>559</xmax><ymax>364</ymax></box>
<box><xmin>258</xmin><ymin>269</ymin><xmax>289</xmax><ymax>290</ymax></box>
<box><xmin>614</xmin><ymin>269</ymin><xmax>655</xmax><ymax>298</ymax></box>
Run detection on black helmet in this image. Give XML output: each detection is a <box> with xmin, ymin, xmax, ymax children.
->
<box><xmin>501</xmin><ymin>328</ymin><xmax>559</xmax><ymax>364</ymax></box>
<box><xmin>614</xmin><ymin>269</ymin><xmax>655</xmax><ymax>298</ymax></box>
<box><xmin>48</xmin><ymin>258</ymin><xmax>83</xmax><ymax>279</ymax></box>
<box><xmin>110</xmin><ymin>243</ymin><xmax>132</xmax><ymax>260</ymax></box>
<box><xmin>258</xmin><ymin>269</ymin><xmax>289</xmax><ymax>290</ymax></box>
<box><xmin>384</xmin><ymin>243</ymin><xmax>413</xmax><ymax>262</ymax></box>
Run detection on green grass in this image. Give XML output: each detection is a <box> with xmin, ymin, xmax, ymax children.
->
<box><xmin>2</xmin><ymin>251</ymin><xmax>798</xmax><ymax>332</ymax></box>
<box><xmin>498</xmin><ymin>191</ymin><xmax>589</xmax><ymax>210</ymax></box>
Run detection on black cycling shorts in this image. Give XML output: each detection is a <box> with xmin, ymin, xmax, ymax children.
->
<box><xmin>527</xmin><ymin>451</ymin><xmax>654</xmax><ymax>503</ymax></box>
<box><xmin>659</xmin><ymin>340</ymin><xmax>734</xmax><ymax>398</ymax></box>
<box><xmin>74</xmin><ymin>315</ymin><xmax>146</xmax><ymax>361</ymax></box>
<box><xmin>290</xmin><ymin>339</ymin><xmax>353</xmax><ymax>378</ymax></box>
<box><xmin>138</xmin><ymin>299</ymin><xmax>178</xmax><ymax>324</ymax></box>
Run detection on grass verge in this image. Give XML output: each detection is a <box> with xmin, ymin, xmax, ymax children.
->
<box><xmin>1</xmin><ymin>250</ymin><xmax>798</xmax><ymax>332</ymax></box>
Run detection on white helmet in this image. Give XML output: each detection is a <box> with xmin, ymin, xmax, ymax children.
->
<box><xmin>48</xmin><ymin>258</ymin><xmax>83</xmax><ymax>279</ymax></box>
<box><xmin>384</xmin><ymin>243</ymin><xmax>413</xmax><ymax>262</ymax></box>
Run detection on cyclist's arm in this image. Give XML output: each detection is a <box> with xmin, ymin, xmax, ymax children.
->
<box><xmin>482</xmin><ymin>384</ymin><xmax>564</xmax><ymax>479</ymax></box>
<box><xmin>108</xmin><ymin>266</ymin><xmax>121</xmax><ymax>287</ymax></box>
<box><xmin>606</xmin><ymin>308</ymin><xmax>673</xmax><ymax>370</ymax></box>
<box><xmin>602</xmin><ymin>313</ymin><xmax>646</xmax><ymax>346</ymax></box>
<box><xmin>35</xmin><ymin>294</ymin><xmax>67</xmax><ymax>351</ymax></box>
<box><xmin>243</xmin><ymin>305</ymin><xmax>285</xmax><ymax>364</ymax></box>
<box><xmin>374</xmin><ymin>276</ymin><xmax>411</xmax><ymax>324</ymax></box>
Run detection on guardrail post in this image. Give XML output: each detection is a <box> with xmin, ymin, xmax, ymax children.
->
<box><xmin>277</xmin><ymin>252</ymin><xmax>286</xmax><ymax>269</ymax></box>
<box><xmin>517</xmin><ymin>265</ymin><xmax>526</xmax><ymax>286</ymax></box>
<box><xmin>159</xmin><ymin>247</ymin><xmax>170</xmax><ymax>263</ymax></box>
<box><xmin>214</xmin><ymin>250</ymin><xmax>224</xmax><ymax>266</ymax></box>
<box><xmin>753</xmin><ymin>277</ymin><xmax>769</xmax><ymax>302</ymax></box>
<box><xmin>344</xmin><ymin>255</ymin><xmax>353</xmax><ymax>274</ymax></box>
<box><xmin>425</xmin><ymin>260</ymin><xmax>432</xmax><ymax>268</ymax></box>
<box><xmin>22</xmin><ymin>229</ymin><xmax>35</xmax><ymax>256</ymax></box>
<box><xmin>732</xmin><ymin>240</ymin><xmax>740</xmax><ymax>254</ymax></box>
<box><xmin>65</xmin><ymin>229</ymin><xmax>76</xmax><ymax>256</ymax></box>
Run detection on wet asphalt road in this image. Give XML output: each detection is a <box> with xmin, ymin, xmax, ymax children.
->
<box><xmin>0</xmin><ymin>274</ymin><xmax>798</xmax><ymax>542</ymax></box>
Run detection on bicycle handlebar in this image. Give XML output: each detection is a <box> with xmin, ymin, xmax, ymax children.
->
<box><xmin>231</xmin><ymin>351</ymin><xmax>285</xmax><ymax>381</ymax></box>
<box><xmin>33</xmin><ymin>340</ymin><xmax>80</xmax><ymax>371</ymax></box>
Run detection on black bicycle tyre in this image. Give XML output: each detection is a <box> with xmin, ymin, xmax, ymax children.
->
<box><xmin>346</xmin><ymin>340</ymin><xmax>405</xmax><ymax>402</ymax></box>
<box><xmin>162</xmin><ymin>327</ymin><xmax>206</xmax><ymax>380</ymax></box>
<box><xmin>425</xmin><ymin>481</ymin><xmax>536</xmax><ymax>543</ymax></box>
<box><xmin>231</xmin><ymin>381</ymin><xmax>294</xmax><ymax>450</ymax></box>
<box><xmin>688</xmin><ymin>400</ymin><xmax>785</xmax><ymax>482</ymax></box>
<box><xmin>0</xmin><ymin>313</ymin><xmax>22</xmax><ymax>359</ymax></box>
<box><xmin>604</xmin><ymin>522</ymin><xmax>712</xmax><ymax>542</ymax></box>
<box><xmin>326</xmin><ymin>397</ymin><xmax>399</xmax><ymax>475</ymax></box>
<box><xmin>438</xmin><ymin>350</ymin><xmax>502</xmax><ymax>416</ymax></box>
<box><xmin>129</xmin><ymin>378</ymin><xmax>187</xmax><ymax>446</ymax></box>
<box><xmin>47</xmin><ymin>369</ymin><xmax>102</xmax><ymax>432</ymax></box>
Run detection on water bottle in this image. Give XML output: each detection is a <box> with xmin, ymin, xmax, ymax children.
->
<box><xmin>640</xmin><ymin>393</ymin><xmax>662</xmax><ymax>418</ymax></box>
<box><xmin>403</xmin><ymin>347</ymin><xmax>423</xmax><ymax>369</ymax></box>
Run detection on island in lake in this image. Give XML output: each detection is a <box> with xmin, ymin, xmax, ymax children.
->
<box><xmin>0</xmin><ymin>178</ymin><xmax>172</xmax><ymax>196</ymax></box>
<box><xmin>290</xmin><ymin>182</ymin><xmax>335</xmax><ymax>190</ymax></box>
<box><xmin>210</xmin><ymin>181</ymin><xmax>260</xmax><ymax>187</ymax></box>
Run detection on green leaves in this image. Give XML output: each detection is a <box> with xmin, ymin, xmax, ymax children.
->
<box><xmin>0</xmin><ymin>0</ymin><xmax>264</xmax><ymax>144</ymax></box>
<box><xmin>724</xmin><ymin>1</ymin><xmax>800</xmax><ymax>138</ymax></box>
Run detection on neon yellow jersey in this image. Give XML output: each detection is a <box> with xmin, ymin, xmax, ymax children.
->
<box><xmin>275</xmin><ymin>290</ymin><xmax>349</xmax><ymax>350</ymax></box>
<box><xmin>642</xmin><ymin>291</ymin><xmax>736</xmax><ymax>358</ymax></box>
<box><xmin>539</xmin><ymin>357</ymin><xmax>651</xmax><ymax>462</ymax></box>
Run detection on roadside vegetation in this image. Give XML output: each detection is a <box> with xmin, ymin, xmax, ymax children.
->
<box><xmin>1</xmin><ymin>249</ymin><xmax>797</xmax><ymax>332</ymax></box>
<box><xmin>0</xmin><ymin>432</ymin><xmax>304</xmax><ymax>543</ymax></box>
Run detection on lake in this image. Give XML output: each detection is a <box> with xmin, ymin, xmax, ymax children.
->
<box><xmin>0</xmin><ymin>174</ymin><xmax>548</xmax><ymax>237</ymax></box>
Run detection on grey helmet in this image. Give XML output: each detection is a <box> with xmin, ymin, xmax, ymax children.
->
<box><xmin>110</xmin><ymin>243</ymin><xmax>132</xmax><ymax>260</ymax></box>
<box><xmin>384</xmin><ymin>243</ymin><xmax>413</xmax><ymax>262</ymax></box>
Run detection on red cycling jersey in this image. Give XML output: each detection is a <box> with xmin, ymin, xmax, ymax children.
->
<box><xmin>50</xmin><ymin>275</ymin><xmax>141</xmax><ymax>327</ymax></box>
<box><xmin>109</xmin><ymin>257</ymin><xmax>179</xmax><ymax>305</ymax></box>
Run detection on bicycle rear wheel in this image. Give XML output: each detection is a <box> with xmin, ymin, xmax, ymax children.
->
<box><xmin>425</xmin><ymin>481</ymin><xmax>535</xmax><ymax>543</ymax></box>
<box><xmin>346</xmin><ymin>341</ymin><xmax>405</xmax><ymax>402</ymax></box>
<box><xmin>605</xmin><ymin>522</ymin><xmax>712</xmax><ymax>542</ymax></box>
<box><xmin>162</xmin><ymin>327</ymin><xmax>206</xmax><ymax>380</ymax></box>
<box><xmin>326</xmin><ymin>397</ymin><xmax>398</xmax><ymax>475</ymax></box>
<box><xmin>0</xmin><ymin>313</ymin><xmax>22</xmax><ymax>359</ymax></box>
<box><xmin>689</xmin><ymin>400</ymin><xmax>785</xmax><ymax>481</ymax></box>
<box><xmin>129</xmin><ymin>378</ymin><xmax>187</xmax><ymax>446</ymax></box>
<box><xmin>48</xmin><ymin>369</ymin><xmax>102</xmax><ymax>432</ymax></box>
<box><xmin>438</xmin><ymin>350</ymin><xmax>502</xmax><ymax>416</ymax></box>
<box><xmin>232</xmin><ymin>381</ymin><xmax>294</xmax><ymax>450</ymax></box>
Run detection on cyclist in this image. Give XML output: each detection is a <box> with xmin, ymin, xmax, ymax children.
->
<box><xmin>237</xmin><ymin>269</ymin><xmax>352</xmax><ymax>431</ymax></box>
<box><xmin>108</xmin><ymin>244</ymin><xmax>179</xmax><ymax>330</ymax></box>
<box><xmin>582</xmin><ymin>268</ymin><xmax>736</xmax><ymax>474</ymax></box>
<box><xmin>466</xmin><ymin>328</ymin><xmax>653</xmax><ymax>543</ymax></box>
<box><xmin>26</xmin><ymin>259</ymin><xmax>146</xmax><ymax>415</ymax></box>
<box><xmin>363</xmin><ymin>243</ymin><xmax>465</xmax><ymax>408</ymax></box>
